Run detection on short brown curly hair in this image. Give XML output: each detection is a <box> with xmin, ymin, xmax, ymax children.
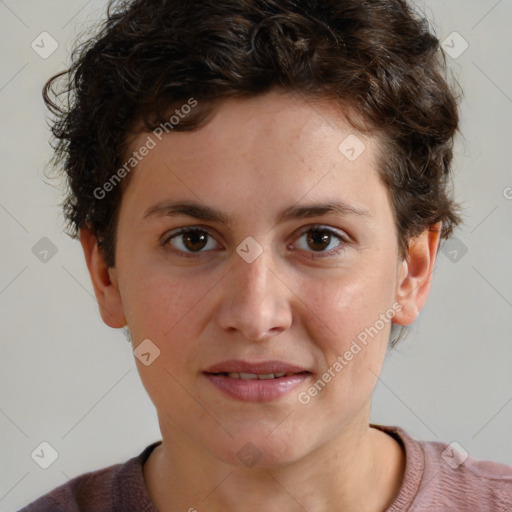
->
<box><xmin>44</xmin><ymin>0</ymin><xmax>461</xmax><ymax>271</ymax></box>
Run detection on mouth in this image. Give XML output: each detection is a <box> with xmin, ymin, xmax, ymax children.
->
<box><xmin>203</xmin><ymin>359</ymin><xmax>310</xmax><ymax>375</ymax></box>
<box><xmin>204</xmin><ymin>371</ymin><xmax>309</xmax><ymax>380</ymax></box>
<box><xmin>202</xmin><ymin>360</ymin><xmax>312</xmax><ymax>402</ymax></box>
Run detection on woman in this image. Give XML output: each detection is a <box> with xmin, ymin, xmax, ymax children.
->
<box><xmin>21</xmin><ymin>0</ymin><xmax>512</xmax><ymax>510</ymax></box>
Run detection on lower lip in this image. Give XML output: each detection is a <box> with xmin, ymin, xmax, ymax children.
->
<box><xmin>203</xmin><ymin>372</ymin><xmax>311</xmax><ymax>402</ymax></box>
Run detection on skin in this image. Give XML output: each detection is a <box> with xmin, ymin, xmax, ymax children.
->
<box><xmin>80</xmin><ymin>90</ymin><xmax>441</xmax><ymax>512</ymax></box>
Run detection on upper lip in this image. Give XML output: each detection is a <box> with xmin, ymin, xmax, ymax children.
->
<box><xmin>203</xmin><ymin>359</ymin><xmax>310</xmax><ymax>375</ymax></box>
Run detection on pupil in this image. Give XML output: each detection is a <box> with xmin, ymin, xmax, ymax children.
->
<box><xmin>184</xmin><ymin>232</ymin><xmax>207</xmax><ymax>251</ymax></box>
<box><xmin>307</xmin><ymin>231</ymin><xmax>330</xmax><ymax>251</ymax></box>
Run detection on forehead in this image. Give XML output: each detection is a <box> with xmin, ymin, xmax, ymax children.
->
<box><xmin>121</xmin><ymin>92</ymin><xmax>388</xmax><ymax>223</ymax></box>
<box><xmin>165</xmin><ymin>92</ymin><xmax>372</xmax><ymax>159</ymax></box>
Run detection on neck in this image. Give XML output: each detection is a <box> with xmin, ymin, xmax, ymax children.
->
<box><xmin>143</xmin><ymin>416</ymin><xmax>405</xmax><ymax>512</ymax></box>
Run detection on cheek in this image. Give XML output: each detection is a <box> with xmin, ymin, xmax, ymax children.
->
<box><xmin>297</xmin><ymin>275</ymin><xmax>394</xmax><ymax>416</ymax></box>
<box><xmin>311</xmin><ymin>269</ymin><xmax>396</xmax><ymax>340</ymax></box>
<box><xmin>122</xmin><ymin>272</ymin><xmax>209</xmax><ymax>410</ymax></box>
<box><xmin>299</xmin><ymin>264</ymin><xmax>397</xmax><ymax>389</ymax></box>
<box><xmin>120</xmin><ymin>267</ymin><xmax>205</xmax><ymax>344</ymax></box>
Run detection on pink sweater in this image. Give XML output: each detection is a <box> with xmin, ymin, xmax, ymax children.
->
<box><xmin>19</xmin><ymin>424</ymin><xmax>512</xmax><ymax>511</ymax></box>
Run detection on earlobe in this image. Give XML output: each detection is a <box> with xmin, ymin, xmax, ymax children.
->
<box><xmin>393</xmin><ymin>222</ymin><xmax>442</xmax><ymax>326</ymax></box>
<box><xmin>79</xmin><ymin>227</ymin><xmax>127</xmax><ymax>329</ymax></box>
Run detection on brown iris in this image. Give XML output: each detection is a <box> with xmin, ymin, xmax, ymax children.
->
<box><xmin>182</xmin><ymin>231</ymin><xmax>208</xmax><ymax>252</ymax></box>
<box><xmin>307</xmin><ymin>230</ymin><xmax>331</xmax><ymax>251</ymax></box>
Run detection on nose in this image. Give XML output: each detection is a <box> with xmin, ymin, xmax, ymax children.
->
<box><xmin>215</xmin><ymin>248</ymin><xmax>293</xmax><ymax>342</ymax></box>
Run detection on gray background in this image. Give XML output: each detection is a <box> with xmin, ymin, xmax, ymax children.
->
<box><xmin>1</xmin><ymin>0</ymin><xmax>511</xmax><ymax>509</ymax></box>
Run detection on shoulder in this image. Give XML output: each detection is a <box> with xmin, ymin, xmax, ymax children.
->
<box><xmin>17</xmin><ymin>464</ymin><xmax>121</xmax><ymax>512</ymax></box>
<box><xmin>17</xmin><ymin>442</ymin><xmax>161</xmax><ymax>512</ymax></box>
<box><xmin>419</xmin><ymin>436</ymin><xmax>512</xmax><ymax>511</ymax></box>
<box><xmin>374</xmin><ymin>424</ymin><xmax>512</xmax><ymax>512</ymax></box>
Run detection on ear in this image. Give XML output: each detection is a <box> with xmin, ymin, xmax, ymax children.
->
<box><xmin>393</xmin><ymin>222</ymin><xmax>442</xmax><ymax>326</ymax></box>
<box><xmin>79</xmin><ymin>227</ymin><xmax>127</xmax><ymax>328</ymax></box>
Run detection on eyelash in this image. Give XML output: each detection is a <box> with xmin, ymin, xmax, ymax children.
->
<box><xmin>160</xmin><ymin>225</ymin><xmax>351</xmax><ymax>260</ymax></box>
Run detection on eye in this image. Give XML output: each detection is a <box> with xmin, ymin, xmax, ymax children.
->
<box><xmin>161</xmin><ymin>225</ymin><xmax>350</xmax><ymax>259</ymax></box>
<box><xmin>161</xmin><ymin>227</ymin><xmax>220</xmax><ymax>256</ymax></box>
<box><xmin>292</xmin><ymin>225</ymin><xmax>349</xmax><ymax>258</ymax></box>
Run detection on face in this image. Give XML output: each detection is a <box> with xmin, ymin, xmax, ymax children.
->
<box><xmin>89</xmin><ymin>91</ymin><xmax>430</xmax><ymax>467</ymax></box>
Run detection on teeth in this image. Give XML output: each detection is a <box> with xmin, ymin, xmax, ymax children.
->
<box><xmin>225</xmin><ymin>372</ymin><xmax>289</xmax><ymax>380</ymax></box>
<box><xmin>239</xmin><ymin>373</ymin><xmax>258</xmax><ymax>379</ymax></box>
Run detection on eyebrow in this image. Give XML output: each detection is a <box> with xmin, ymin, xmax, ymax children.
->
<box><xmin>143</xmin><ymin>200</ymin><xmax>371</xmax><ymax>225</ymax></box>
